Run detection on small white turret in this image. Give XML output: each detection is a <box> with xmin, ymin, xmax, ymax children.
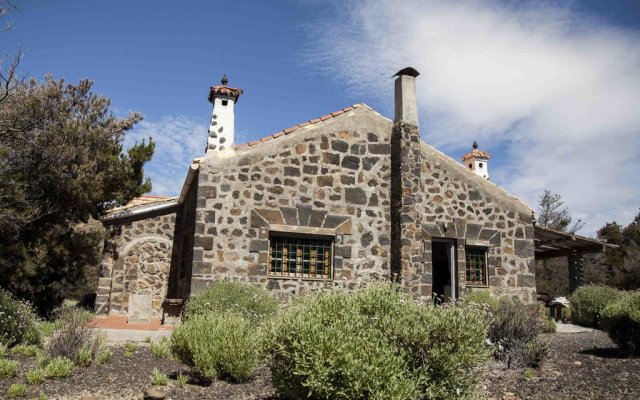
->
<box><xmin>462</xmin><ymin>141</ymin><xmax>491</xmax><ymax>180</ymax></box>
<box><xmin>206</xmin><ymin>75</ymin><xmax>243</xmax><ymax>154</ymax></box>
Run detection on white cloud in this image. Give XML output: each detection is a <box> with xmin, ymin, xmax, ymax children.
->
<box><xmin>124</xmin><ymin>115</ymin><xmax>207</xmax><ymax>195</ymax></box>
<box><xmin>312</xmin><ymin>0</ymin><xmax>640</xmax><ymax>235</ymax></box>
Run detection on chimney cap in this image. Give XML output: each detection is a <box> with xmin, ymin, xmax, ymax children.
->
<box><xmin>393</xmin><ymin>67</ymin><xmax>420</xmax><ymax>78</ymax></box>
<box><xmin>462</xmin><ymin>141</ymin><xmax>491</xmax><ymax>161</ymax></box>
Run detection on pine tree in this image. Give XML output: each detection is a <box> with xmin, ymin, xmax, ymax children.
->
<box><xmin>0</xmin><ymin>74</ymin><xmax>155</xmax><ymax>314</ymax></box>
<box><xmin>537</xmin><ymin>190</ymin><xmax>584</xmax><ymax>233</ymax></box>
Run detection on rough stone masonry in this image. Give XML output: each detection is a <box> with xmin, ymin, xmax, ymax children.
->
<box><xmin>97</xmin><ymin>68</ymin><xmax>537</xmax><ymax>320</ymax></box>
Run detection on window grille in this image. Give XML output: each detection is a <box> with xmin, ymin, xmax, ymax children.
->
<box><xmin>269</xmin><ymin>236</ymin><xmax>332</xmax><ymax>279</ymax></box>
<box><xmin>465</xmin><ymin>247</ymin><xmax>487</xmax><ymax>285</ymax></box>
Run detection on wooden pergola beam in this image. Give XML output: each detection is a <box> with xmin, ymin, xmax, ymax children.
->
<box><xmin>534</xmin><ymin>245</ymin><xmax>605</xmax><ymax>260</ymax></box>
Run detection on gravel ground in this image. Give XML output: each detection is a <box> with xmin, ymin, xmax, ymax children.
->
<box><xmin>0</xmin><ymin>346</ymin><xmax>276</xmax><ymax>400</ymax></box>
<box><xmin>483</xmin><ymin>331</ymin><xmax>640</xmax><ymax>400</ymax></box>
<box><xmin>1</xmin><ymin>330</ymin><xmax>637</xmax><ymax>399</ymax></box>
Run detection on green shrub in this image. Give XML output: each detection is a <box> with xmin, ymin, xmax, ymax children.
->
<box><xmin>0</xmin><ymin>342</ymin><xmax>7</xmax><ymax>357</ymax></box>
<box><xmin>150</xmin><ymin>337</ymin><xmax>171</xmax><ymax>359</ymax></box>
<box><xmin>7</xmin><ymin>383</ymin><xmax>26</xmax><ymax>398</ymax></box>
<box><xmin>176</xmin><ymin>373</ymin><xmax>188</xmax><ymax>387</ymax></box>
<box><xmin>542</xmin><ymin>317</ymin><xmax>557</xmax><ymax>333</ymax></box>
<box><xmin>268</xmin><ymin>284</ymin><xmax>490</xmax><ymax>400</ymax></box>
<box><xmin>35</xmin><ymin>355</ymin><xmax>50</xmax><ymax>370</ymax></box>
<box><xmin>0</xmin><ymin>358</ymin><xmax>19</xmax><ymax>379</ymax></box>
<box><xmin>600</xmin><ymin>291</ymin><xmax>640</xmax><ymax>355</ymax></box>
<box><xmin>95</xmin><ymin>346</ymin><xmax>112</xmax><ymax>364</ymax></box>
<box><xmin>0</xmin><ymin>289</ymin><xmax>41</xmax><ymax>347</ymax></box>
<box><xmin>150</xmin><ymin>368</ymin><xmax>168</xmax><ymax>386</ymax></box>
<box><xmin>31</xmin><ymin>394</ymin><xmax>47</xmax><ymax>400</ymax></box>
<box><xmin>464</xmin><ymin>290</ymin><xmax>498</xmax><ymax>309</ymax></box>
<box><xmin>76</xmin><ymin>345</ymin><xmax>93</xmax><ymax>367</ymax></box>
<box><xmin>488</xmin><ymin>297</ymin><xmax>546</xmax><ymax>368</ymax></box>
<box><xmin>523</xmin><ymin>367</ymin><xmax>536</xmax><ymax>380</ymax></box>
<box><xmin>26</xmin><ymin>368</ymin><xmax>46</xmax><ymax>384</ymax></box>
<box><xmin>12</xmin><ymin>344</ymin><xmax>41</xmax><ymax>357</ymax></box>
<box><xmin>36</xmin><ymin>321</ymin><xmax>59</xmax><ymax>338</ymax></box>
<box><xmin>171</xmin><ymin>312</ymin><xmax>261</xmax><ymax>383</ymax></box>
<box><xmin>569</xmin><ymin>285</ymin><xmax>624</xmax><ymax>327</ymax></box>
<box><xmin>124</xmin><ymin>342</ymin><xmax>138</xmax><ymax>353</ymax></box>
<box><xmin>44</xmin><ymin>356</ymin><xmax>74</xmax><ymax>379</ymax></box>
<box><xmin>521</xmin><ymin>340</ymin><xmax>550</xmax><ymax>368</ymax></box>
<box><xmin>46</xmin><ymin>304</ymin><xmax>95</xmax><ymax>360</ymax></box>
<box><xmin>123</xmin><ymin>342</ymin><xmax>138</xmax><ymax>359</ymax></box>
<box><xmin>183</xmin><ymin>280</ymin><xmax>278</xmax><ymax>324</ymax></box>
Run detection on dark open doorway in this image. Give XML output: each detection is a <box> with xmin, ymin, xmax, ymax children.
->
<box><xmin>432</xmin><ymin>240</ymin><xmax>456</xmax><ymax>304</ymax></box>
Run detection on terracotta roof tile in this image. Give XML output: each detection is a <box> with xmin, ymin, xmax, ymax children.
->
<box><xmin>237</xmin><ymin>104</ymin><xmax>366</xmax><ymax>149</ymax></box>
<box><xmin>208</xmin><ymin>85</ymin><xmax>243</xmax><ymax>102</ymax></box>
<box><xmin>106</xmin><ymin>195</ymin><xmax>178</xmax><ymax>215</ymax></box>
<box><xmin>462</xmin><ymin>148</ymin><xmax>491</xmax><ymax>161</ymax></box>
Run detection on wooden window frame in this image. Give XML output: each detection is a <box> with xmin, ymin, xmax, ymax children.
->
<box><xmin>268</xmin><ymin>232</ymin><xmax>334</xmax><ymax>281</ymax></box>
<box><xmin>465</xmin><ymin>246</ymin><xmax>488</xmax><ymax>286</ymax></box>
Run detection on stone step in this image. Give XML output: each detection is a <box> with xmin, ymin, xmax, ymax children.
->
<box><xmin>98</xmin><ymin>277</ymin><xmax>112</xmax><ymax>287</ymax></box>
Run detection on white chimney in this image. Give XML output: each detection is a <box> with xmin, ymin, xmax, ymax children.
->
<box><xmin>207</xmin><ymin>75</ymin><xmax>243</xmax><ymax>154</ymax></box>
<box><xmin>462</xmin><ymin>141</ymin><xmax>491</xmax><ymax>180</ymax></box>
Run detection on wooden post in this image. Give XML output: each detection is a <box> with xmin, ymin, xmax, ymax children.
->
<box><xmin>568</xmin><ymin>250</ymin><xmax>584</xmax><ymax>293</ymax></box>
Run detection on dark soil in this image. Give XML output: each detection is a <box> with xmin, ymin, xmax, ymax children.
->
<box><xmin>1</xmin><ymin>331</ymin><xmax>638</xmax><ymax>399</ymax></box>
<box><xmin>0</xmin><ymin>345</ymin><xmax>276</xmax><ymax>400</ymax></box>
<box><xmin>483</xmin><ymin>331</ymin><xmax>640</xmax><ymax>400</ymax></box>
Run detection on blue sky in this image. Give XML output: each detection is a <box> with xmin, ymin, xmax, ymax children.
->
<box><xmin>2</xmin><ymin>0</ymin><xmax>640</xmax><ymax>236</ymax></box>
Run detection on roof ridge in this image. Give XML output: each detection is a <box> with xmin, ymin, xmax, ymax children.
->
<box><xmin>106</xmin><ymin>195</ymin><xmax>179</xmax><ymax>214</ymax></box>
<box><xmin>236</xmin><ymin>103</ymin><xmax>371</xmax><ymax>149</ymax></box>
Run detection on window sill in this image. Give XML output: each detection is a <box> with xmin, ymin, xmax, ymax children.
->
<box><xmin>465</xmin><ymin>284</ymin><xmax>489</xmax><ymax>288</ymax></box>
<box><xmin>268</xmin><ymin>275</ymin><xmax>333</xmax><ymax>282</ymax></box>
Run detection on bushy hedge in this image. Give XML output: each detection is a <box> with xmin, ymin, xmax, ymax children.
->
<box><xmin>463</xmin><ymin>290</ymin><xmax>498</xmax><ymax>309</ymax></box>
<box><xmin>487</xmin><ymin>297</ymin><xmax>548</xmax><ymax>368</ymax></box>
<box><xmin>46</xmin><ymin>304</ymin><xmax>96</xmax><ymax>360</ymax></box>
<box><xmin>171</xmin><ymin>313</ymin><xmax>260</xmax><ymax>382</ymax></box>
<box><xmin>570</xmin><ymin>285</ymin><xmax>624</xmax><ymax>327</ymax></box>
<box><xmin>267</xmin><ymin>284</ymin><xmax>491</xmax><ymax>400</ymax></box>
<box><xmin>600</xmin><ymin>291</ymin><xmax>640</xmax><ymax>355</ymax></box>
<box><xmin>183</xmin><ymin>280</ymin><xmax>278</xmax><ymax>324</ymax></box>
<box><xmin>0</xmin><ymin>289</ymin><xmax>41</xmax><ymax>347</ymax></box>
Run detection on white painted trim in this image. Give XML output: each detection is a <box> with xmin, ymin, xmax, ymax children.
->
<box><xmin>178</xmin><ymin>163</ymin><xmax>200</xmax><ymax>204</ymax></box>
<box><xmin>102</xmin><ymin>201</ymin><xmax>178</xmax><ymax>221</ymax></box>
<box><xmin>449</xmin><ymin>241</ymin><xmax>456</xmax><ymax>301</ymax></box>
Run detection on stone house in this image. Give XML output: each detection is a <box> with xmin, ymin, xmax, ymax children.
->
<box><xmin>95</xmin><ymin>68</ymin><xmax>606</xmax><ymax>323</ymax></box>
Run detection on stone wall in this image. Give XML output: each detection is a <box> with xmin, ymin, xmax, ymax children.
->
<box><xmin>391</xmin><ymin>121</ymin><xmax>427</xmax><ymax>295</ymax></box>
<box><xmin>192</xmin><ymin>107</ymin><xmax>394</xmax><ymax>301</ymax></box>
<box><xmin>191</xmin><ymin>105</ymin><xmax>537</xmax><ymax>303</ymax></box>
<box><xmin>167</xmin><ymin>181</ymin><xmax>198</xmax><ymax>300</ymax></box>
<box><xmin>100</xmin><ymin>208</ymin><xmax>177</xmax><ymax>318</ymax></box>
<box><xmin>417</xmin><ymin>143</ymin><xmax>536</xmax><ymax>302</ymax></box>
